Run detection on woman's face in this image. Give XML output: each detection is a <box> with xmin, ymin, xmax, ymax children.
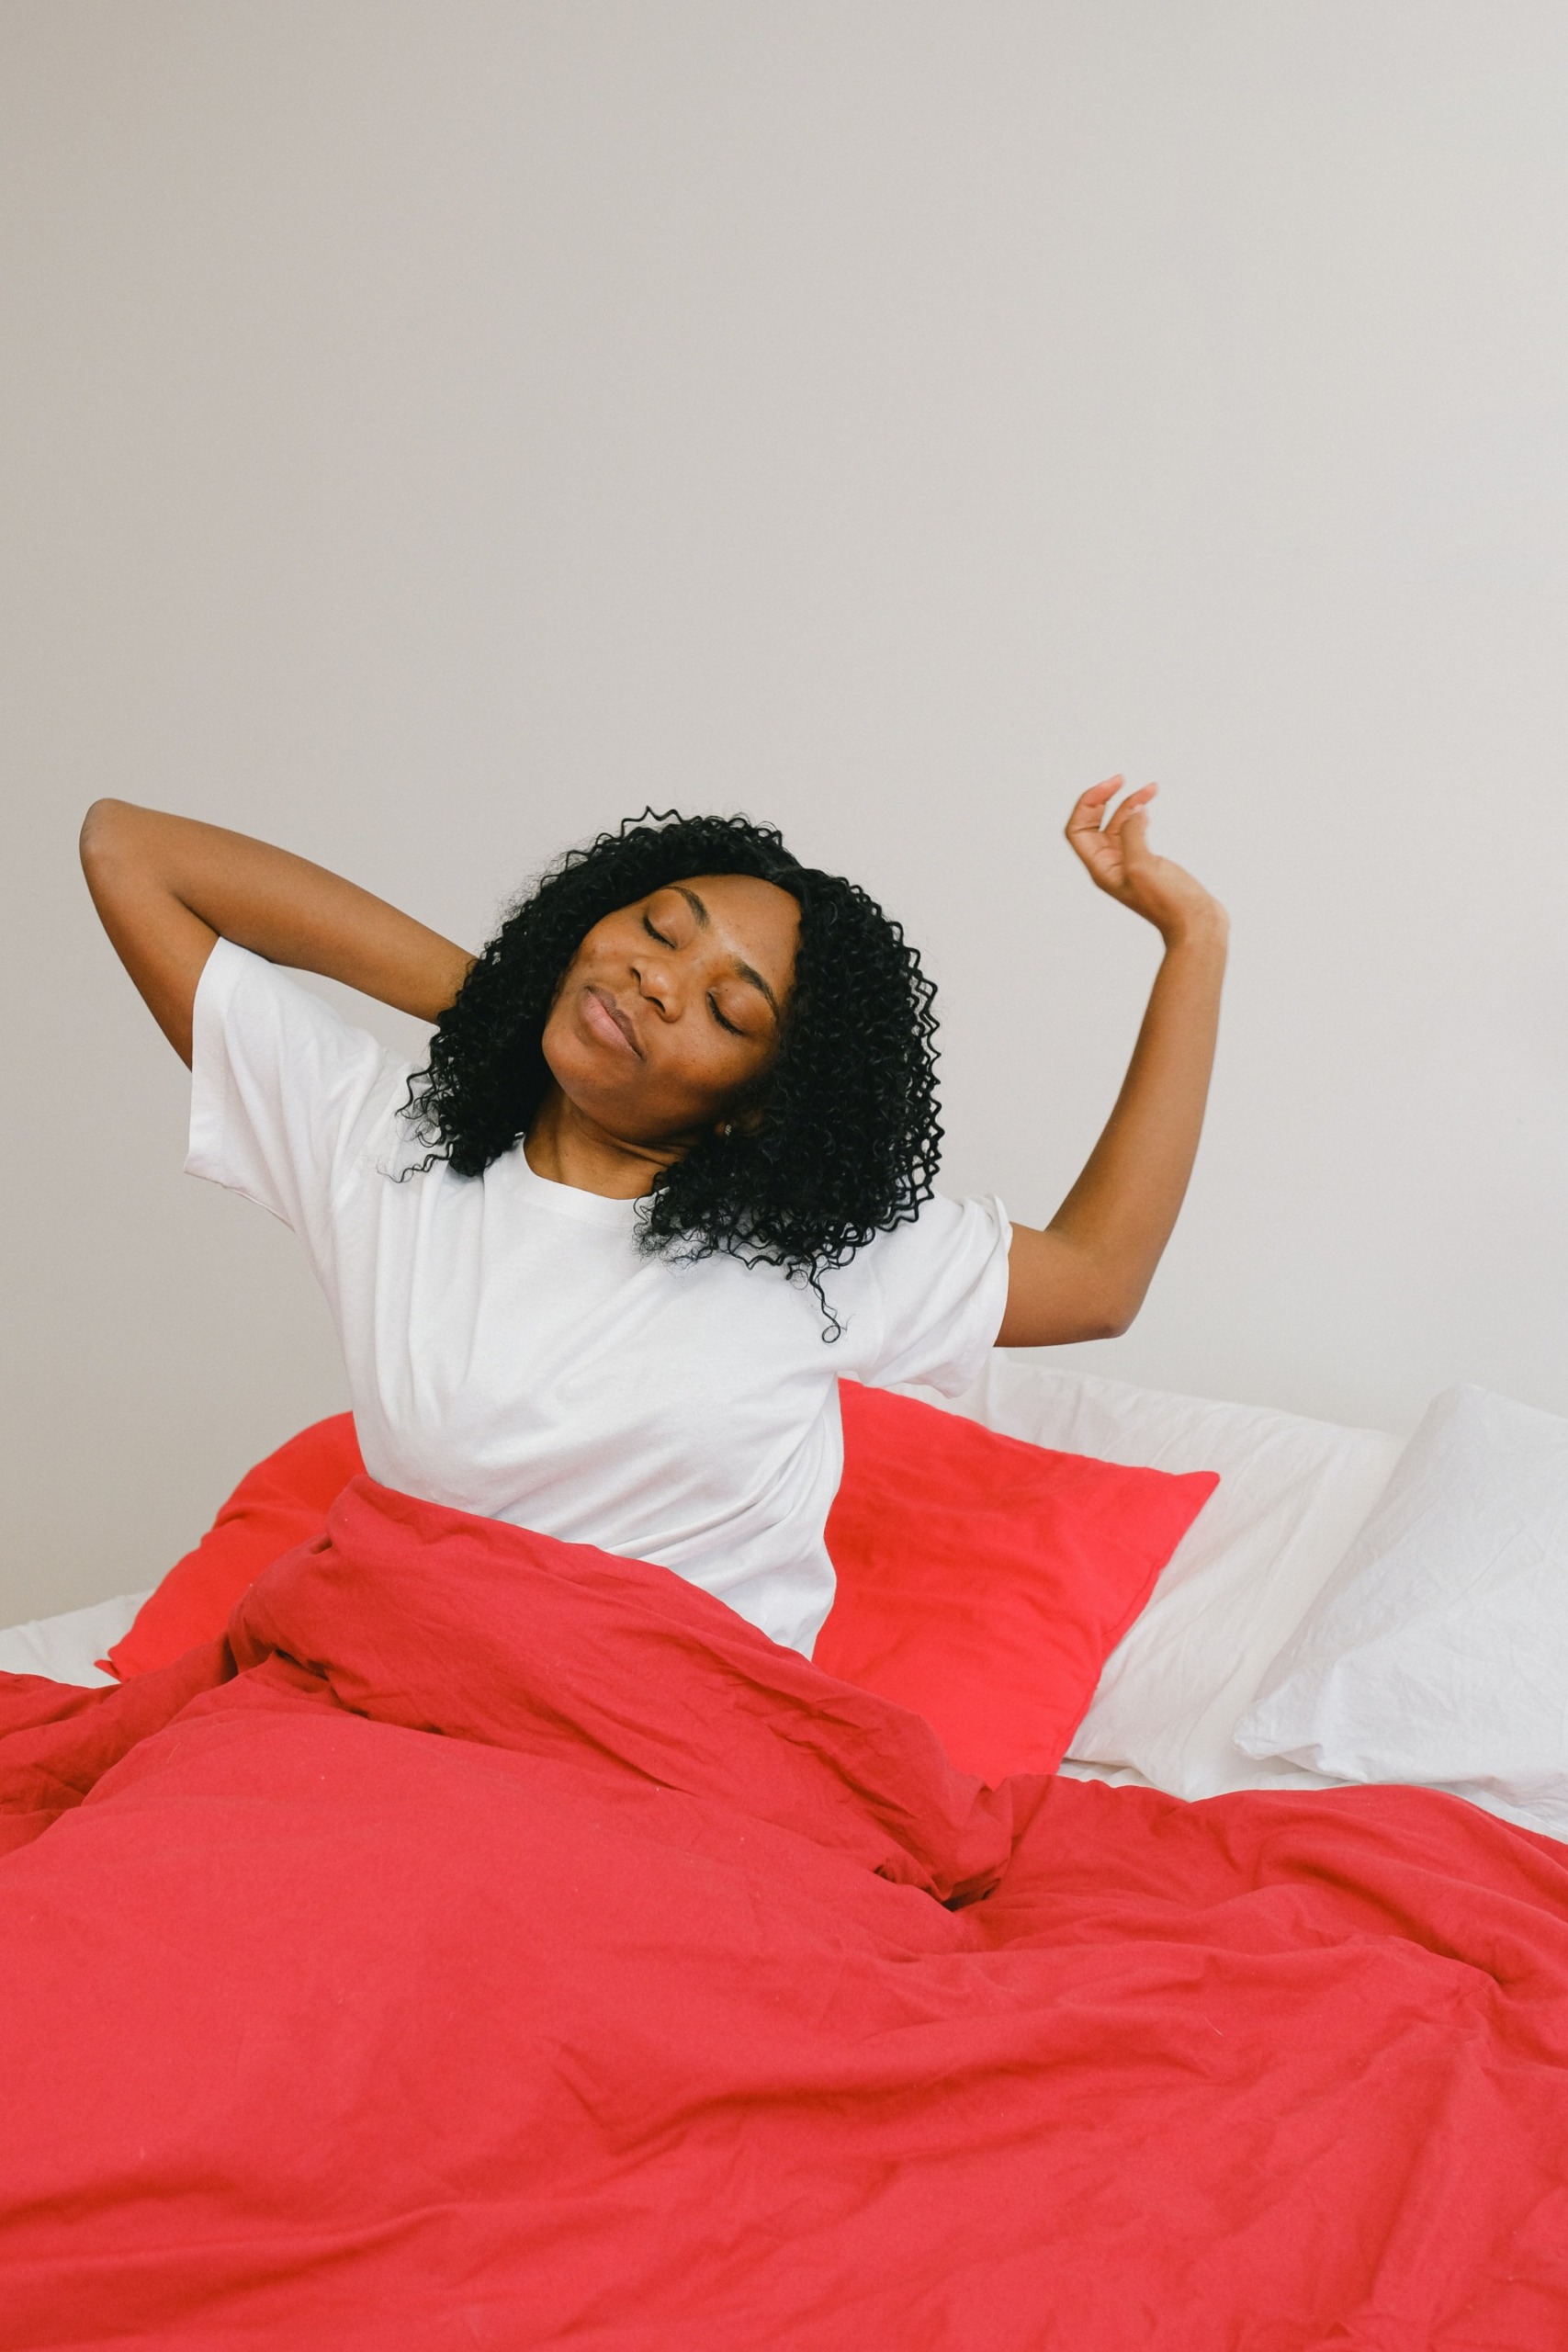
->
<box><xmin>541</xmin><ymin>873</ymin><xmax>801</xmax><ymax>1147</ymax></box>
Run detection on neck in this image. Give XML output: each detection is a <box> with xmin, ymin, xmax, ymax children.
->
<box><xmin>524</xmin><ymin>1086</ymin><xmax>692</xmax><ymax>1199</ymax></box>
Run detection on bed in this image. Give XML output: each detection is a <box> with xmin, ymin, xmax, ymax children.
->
<box><xmin>4</xmin><ymin>1361</ymin><xmax>1567</xmax><ymax>2348</ymax></box>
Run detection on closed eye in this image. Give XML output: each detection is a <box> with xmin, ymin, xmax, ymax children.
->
<box><xmin>642</xmin><ymin>906</ymin><xmax>750</xmax><ymax>1036</ymax></box>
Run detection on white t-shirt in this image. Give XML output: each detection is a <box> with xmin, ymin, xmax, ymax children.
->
<box><xmin>186</xmin><ymin>940</ymin><xmax>1012</xmax><ymax>1655</ymax></box>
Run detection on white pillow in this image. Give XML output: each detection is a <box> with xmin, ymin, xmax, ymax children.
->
<box><xmin>0</xmin><ymin>1589</ymin><xmax>145</xmax><ymax>1687</ymax></box>
<box><xmin>948</xmin><ymin>1356</ymin><xmax>1404</xmax><ymax>1799</ymax></box>
<box><xmin>1236</xmin><ymin>1385</ymin><xmax>1568</xmax><ymax>1837</ymax></box>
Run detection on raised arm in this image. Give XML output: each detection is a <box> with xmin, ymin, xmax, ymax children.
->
<box><xmin>79</xmin><ymin>800</ymin><xmax>475</xmax><ymax>1066</ymax></box>
<box><xmin>997</xmin><ymin>779</ymin><xmax>1228</xmax><ymax>1348</ymax></box>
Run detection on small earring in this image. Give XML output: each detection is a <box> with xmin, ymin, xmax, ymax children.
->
<box><xmin>718</xmin><ymin>1122</ymin><xmax>734</xmax><ymax>1137</ymax></box>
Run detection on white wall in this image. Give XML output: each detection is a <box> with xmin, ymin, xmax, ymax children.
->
<box><xmin>4</xmin><ymin>1</ymin><xmax>1566</xmax><ymax>1622</ymax></box>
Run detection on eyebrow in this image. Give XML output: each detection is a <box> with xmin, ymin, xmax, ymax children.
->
<box><xmin>671</xmin><ymin>885</ymin><xmax>782</xmax><ymax>1024</ymax></box>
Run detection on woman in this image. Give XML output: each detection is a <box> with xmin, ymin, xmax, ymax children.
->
<box><xmin>79</xmin><ymin>783</ymin><xmax>1226</xmax><ymax>1656</ymax></box>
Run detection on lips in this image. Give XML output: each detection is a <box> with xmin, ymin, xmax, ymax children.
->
<box><xmin>581</xmin><ymin>984</ymin><xmax>642</xmax><ymax>1057</ymax></box>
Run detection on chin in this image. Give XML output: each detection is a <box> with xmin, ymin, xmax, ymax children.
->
<box><xmin>542</xmin><ymin>1029</ymin><xmax>610</xmax><ymax>1111</ymax></box>
<box><xmin>540</xmin><ymin>1026</ymin><xmax>639</xmax><ymax>1133</ymax></box>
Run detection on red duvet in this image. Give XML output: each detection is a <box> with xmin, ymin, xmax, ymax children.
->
<box><xmin>3</xmin><ymin>1481</ymin><xmax>1568</xmax><ymax>2350</ymax></box>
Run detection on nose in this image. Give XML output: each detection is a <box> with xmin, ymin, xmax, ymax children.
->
<box><xmin>630</xmin><ymin>947</ymin><xmax>684</xmax><ymax>1021</ymax></box>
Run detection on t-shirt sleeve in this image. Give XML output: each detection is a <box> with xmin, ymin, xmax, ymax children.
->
<box><xmin>185</xmin><ymin>939</ymin><xmax>409</xmax><ymax>1279</ymax></box>
<box><xmin>835</xmin><ymin>1191</ymin><xmax>1013</xmax><ymax>1396</ymax></box>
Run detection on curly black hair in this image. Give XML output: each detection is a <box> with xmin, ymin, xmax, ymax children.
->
<box><xmin>402</xmin><ymin>811</ymin><xmax>942</xmax><ymax>1324</ymax></box>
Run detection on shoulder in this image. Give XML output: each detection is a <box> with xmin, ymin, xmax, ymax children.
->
<box><xmin>197</xmin><ymin>936</ymin><xmax>345</xmax><ymax>1040</ymax></box>
<box><xmin>195</xmin><ymin>939</ymin><xmax>416</xmax><ymax>1154</ymax></box>
<box><xmin>810</xmin><ymin>1190</ymin><xmax>1011</xmax><ymax>1391</ymax></box>
<box><xmin>837</xmin><ymin>1191</ymin><xmax>1011</xmax><ymax>1288</ymax></box>
<box><xmin>200</xmin><ymin>941</ymin><xmax>402</xmax><ymax>1069</ymax></box>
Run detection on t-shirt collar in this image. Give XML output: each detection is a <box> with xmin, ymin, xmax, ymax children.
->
<box><xmin>510</xmin><ymin>1148</ymin><xmax>648</xmax><ymax>1231</ymax></box>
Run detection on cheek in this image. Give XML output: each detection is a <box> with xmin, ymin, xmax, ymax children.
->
<box><xmin>667</xmin><ymin>1025</ymin><xmax>767</xmax><ymax>1102</ymax></box>
<box><xmin>538</xmin><ymin>1000</ymin><xmax>572</xmax><ymax>1084</ymax></box>
<box><xmin>539</xmin><ymin>1000</ymin><xmax>612</xmax><ymax>1100</ymax></box>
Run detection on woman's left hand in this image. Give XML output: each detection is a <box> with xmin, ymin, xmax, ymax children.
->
<box><xmin>1065</xmin><ymin>778</ymin><xmax>1226</xmax><ymax>946</ymax></box>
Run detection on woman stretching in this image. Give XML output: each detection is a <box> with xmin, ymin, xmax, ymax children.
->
<box><xmin>80</xmin><ymin>786</ymin><xmax>1226</xmax><ymax>1656</ymax></box>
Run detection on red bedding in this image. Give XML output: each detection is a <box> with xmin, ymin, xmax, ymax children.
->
<box><xmin>4</xmin><ymin>1479</ymin><xmax>1568</xmax><ymax>2349</ymax></box>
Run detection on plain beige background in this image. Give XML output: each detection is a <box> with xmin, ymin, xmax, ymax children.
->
<box><xmin>3</xmin><ymin>2</ymin><xmax>1566</xmax><ymax>1623</ymax></box>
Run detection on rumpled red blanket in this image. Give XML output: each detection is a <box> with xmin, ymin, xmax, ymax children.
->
<box><xmin>3</xmin><ymin>1481</ymin><xmax>1568</xmax><ymax>2350</ymax></box>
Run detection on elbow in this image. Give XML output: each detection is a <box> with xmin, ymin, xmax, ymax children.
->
<box><xmin>996</xmin><ymin>1294</ymin><xmax>1140</xmax><ymax>1349</ymax></box>
<box><xmin>80</xmin><ymin>799</ymin><xmax>153</xmax><ymax>900</ymax></box>
<box><xmin>79</xmin><ymin>797</ymin><xmax>130</xmax><ymax>876</ymax></box>
<box><xmin>1089</xmin><ymin>1288</ymin><xmax>1145</xmax><ymax>1341</ymax></box>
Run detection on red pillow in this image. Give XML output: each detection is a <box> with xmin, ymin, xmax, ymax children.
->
<box><xmin>816</xmin><ymin>1382</ymin><xmax>1217</xmax><ymax>1782</ymax></box>
<box><xmin>109</xmin><ymin>1387</ymin><xmax>1217</xmax><ymax>1787</ymax></box>
<box><xmin>106</xmin><ymin>1415</ymin><xmax>365</xmax><ymax>1680</ymax></box>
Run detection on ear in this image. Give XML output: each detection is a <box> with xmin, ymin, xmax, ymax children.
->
<box><xmin>714</xmin><ymin>1107</ymin><xmax>766</xmax><ymax>1140</ymax></box>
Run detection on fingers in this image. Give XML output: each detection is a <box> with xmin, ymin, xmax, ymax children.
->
<box><xmin>1105</xmin><ymin>782</ymin><xmax>1157</xmax><ymax>858</ymax></box>
<box><xmin>1066</xmin><ymin>778</ymin><xmax>1156</xmax><ymax>835</ymax></box>
<box><xmin>1064</xmin><ymin>776</ymin><xmax>1160</xmax><ymax>900</ymax></box>
<box><xmin>1065</xmin><ymin>776</ymin><xmax>1156</xmax><ymax>870</ymax></box>
<box><xmin>1065</xmin><ymin>776</ymin><xmax>1122</xmax><ymax>839</ymax></box>
<box><xmin>1105</xmin><ymin>782</ymin><xmax>1156</xmax><ymax>831</ymax></box>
